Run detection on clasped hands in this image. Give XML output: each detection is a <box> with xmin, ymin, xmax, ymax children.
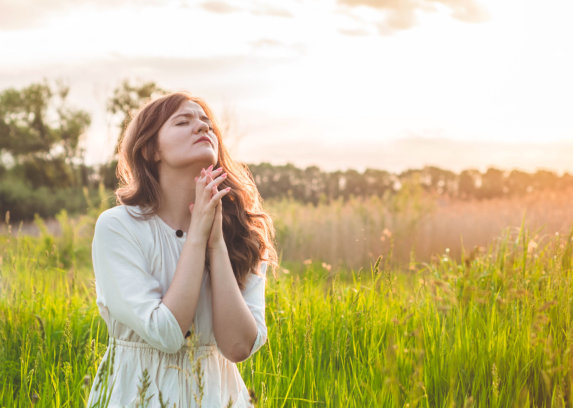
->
<box><xmin>191</xmin><ymin>164</ymin><xmax>230</xmax><ymax>250</ymax></box>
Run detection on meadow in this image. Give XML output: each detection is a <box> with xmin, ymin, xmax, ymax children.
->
<box><xmin>1</xmin><ymin>193</ymin><xmax>573</xmax><ymax>407</ymax></box>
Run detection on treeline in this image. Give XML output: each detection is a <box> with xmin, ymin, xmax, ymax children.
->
<box><xmin>1</xmin><ymin>80</ymin><xmax>569</xmax><ymax>221</ymax></box>
<box><xmin>247</xmin><ymin>164</ymin><xmax>572</xmax><ymax>205</ymax></box>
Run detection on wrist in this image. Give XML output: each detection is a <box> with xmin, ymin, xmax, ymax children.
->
<box><xmin>185</xmin><ymin>236</ymin><xmax>207</xmax><ymax>249</ymax></box>
<box><xmin>207</xmin><ymin>239</ymin><xmax>226</xmax><ymax>252</ymax></box>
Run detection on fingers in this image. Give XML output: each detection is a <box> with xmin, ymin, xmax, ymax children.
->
<box><xmin>195</xmin><ymin>167</ymin><xmax>223</xmax><ymax>184</ymax></box>
<box><xmin>205</xmin><ymin>172</ymin><xmax>227</xmax><ymax>191</ymax></box>
<box><xmin>203</xmin><ymin>169</ymin><xmax>220</xmax><ymax>196</ymax></box>
<box><xmin>208</xmin><ymin>176</ymin><xmax>218</xmax><ymax>196</ymax></box>
<box><xmin>209</xmin><ymin>186</ymin><xmax>231</xmax><ymax>205</ymax></box>
<box><xmin>193</xmin><ymin>166</ymin><xmax>230</xmax><ymax>209</ymax></box>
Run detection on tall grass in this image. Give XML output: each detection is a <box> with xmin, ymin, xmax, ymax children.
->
<box><xmin>268</xmin><ymin>187</ymin><xmax>573</xmax><ymax>269</ymax></box>
<box><xmin>1</xmin><ymin>208</ymin><xmax>573</xmax><ymax>406</ymax></box>
<box><xmin>6</xmin><ymin>185</ymin><xmax>573</xmax><ymax>269</ymax></box>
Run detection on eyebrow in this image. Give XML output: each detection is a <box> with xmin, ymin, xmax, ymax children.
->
<box><xmin>171</xmin><ymin>113</ymin><xmax>212</xmax><ymax>124</ymax></box>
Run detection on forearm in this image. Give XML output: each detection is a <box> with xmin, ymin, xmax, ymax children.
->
<box><xmin>163</xmin><ymin>238</ymin><xmax>207</xmax><ymax>335</ymax></box>
<box><xmin>209</xmin><ymin>241</ymin><xmax>258</xmax><ymax>362</ymax></box>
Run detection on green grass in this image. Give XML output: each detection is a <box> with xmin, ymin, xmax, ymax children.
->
<box><xmin>1</xmin><ymin>214</ymin><xmax>573</xmax><ymax>407</ymax></box>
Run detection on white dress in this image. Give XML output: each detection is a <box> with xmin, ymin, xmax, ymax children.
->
<box><xmin>87</xmin><ymin>205</ymin><xmax>267</xmax><ymax>407</ymax></box>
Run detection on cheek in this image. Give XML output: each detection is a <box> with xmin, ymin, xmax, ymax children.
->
<box><xmin>157</xmin><ymin>132</ymin><xmax>184</xmax><ymax>155</ymax></box>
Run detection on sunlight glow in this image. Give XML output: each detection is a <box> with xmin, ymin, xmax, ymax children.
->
<box><xmin>1</xmin><ymin>0</ymin><xmax>572</xmax><ymax>171</ymax></box>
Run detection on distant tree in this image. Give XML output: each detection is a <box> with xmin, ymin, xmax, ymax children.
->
<box><xmin>533</xmin><ymin>170</ymin><xmax>559</xmax><ymax>191</ymax></box>
<box><xmin>506</xmin><ymin>169</ymin><xmax>532</xmax><ymax>195</ymax></box>
<box><xmin>342</xmin><ymin>169</ymin><xmax>365</xmax><ymax>199</ymax></box>
<box><xmin>302</xmin><ymin>165</ymin><xmax>323</xmax><ymax>205</ymax></box>
<box><xmin>363</xmin><ymin>168</ymin><xmax>392</xmax><ymax>197</ymax></box>
<box><xmin>107</xmin><ymin>79</ymin><xmax>165</xmax><ymax>157</ymax></box>
<box><xmin>398</xmin><ymin>169</ymin><xmax>427</xmax><ymax>200</ymax></box>
<box><xmin>558</xmin><ymin>172</ymin><xmax>573</xmax><ymax>190</ymax></box>
<box><xmin>100</xmin><ymin>79</ymin><xmax>165</xmax><ymax>189</ymax></box>
<box><xmin>325</xmin><ymin>170</ymin><xmax>344</xmax><ymax>201</ymax></box>
<box><xmin>250</xmin><ymin>162</ymin><xmax>292</xmax><ymax>199</ymax></box>
<box><xmin>479</xmin><ymin>168</ymin><xmax>505</xmax><ymax>199</ymax></box>
<box><xmin>0</xmin><ymin>80</ymin><xmax>91</xmax><ymax>187</ymax></box>
<box><xmin>422</xmin><ymin>166</ymin><xmax>457</xmax><ymax>195</ymax></box>
<box><xmin>458</xmin><ymin>169</ymin><xmax>480</xmax><ymax>199</ymax></box>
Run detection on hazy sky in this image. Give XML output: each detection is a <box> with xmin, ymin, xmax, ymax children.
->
<box><xmin>1</xmin><ymin>0</ymin><xmax>572</xmax><ymax>173</ymax></box>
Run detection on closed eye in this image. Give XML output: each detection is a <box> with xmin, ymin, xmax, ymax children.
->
<box><xmin>175</xmin><ymin>121</ymin><xmax>213</xmax><ymax>130</ymax></box>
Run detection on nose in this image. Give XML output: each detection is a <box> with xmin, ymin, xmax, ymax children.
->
<box><xmin>193</xmin><ymin>119</ymin><xmax>209</xmax><ymax>134</ymax></box>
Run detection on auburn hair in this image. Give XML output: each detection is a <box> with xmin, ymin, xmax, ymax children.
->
<box><xmin>115</xmin><ymin>91</ymin><xmax>278</xmax><ymax>289</ymax></box>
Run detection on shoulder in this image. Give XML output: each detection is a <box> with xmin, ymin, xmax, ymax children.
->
<box><xmin>259</xmin><ymin>260</ymin><xmax>268</xmax><ymax>277</ymax></box>
<box><xmin>257</xmin><ymin>250</ymin><xmax>269</xmax><ymax>278</ymax></box>
<box><xmin>94</xmin><ymin>205</ymin><xmax>152</xmax><ymax>242</ymax></box>
<box><xmin>242</xmin><ymin>260</ymin><xmax>268</xmax><ymax>293</ymax></box>
<box><xmin>96</xmin><ymin>205</ymin><xmax>149</xmax><ymax>227</ymax></box>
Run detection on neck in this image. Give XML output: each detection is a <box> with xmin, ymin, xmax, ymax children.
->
<box><xmin>156</xmin><ymin>165</ymin><xmax>203</xmax><ymax>231</ymax></box>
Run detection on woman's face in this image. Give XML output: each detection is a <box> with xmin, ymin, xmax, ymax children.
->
<box><xmin>155</xmin><ymin>100</ymin><xmax>219</xmax><ymax>170</ymax></box>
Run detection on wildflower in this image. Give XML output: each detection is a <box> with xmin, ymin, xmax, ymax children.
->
<box><xmin>380</xmin><ymin>229</ymin><xmax>392</xmax><ymax>241</ymax></box>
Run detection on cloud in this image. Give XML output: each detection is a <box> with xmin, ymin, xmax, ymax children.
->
<box><xmin>199</xmin><ymin>1</ymin><xmax>293</xmax><ymax>17</ymax></box>
<box><xmin>0</xmin><ymin>0</ymin><xmax>163</xmax><ymax>30</ymax></box>
<box><xmin>0</xmin><ymin>0</ymin><xmax>293</xmax><ymax>31</ymax></box>
<box><xmin>198</xmin><ymin>0</ymin><xmax>242</xmax><ymax>14</ymax></box>
<box><xmin>338</xmin><ymin>27</ymin><xmax>371</xmax><ymax>37</ymax></box>
<box><xmin>337</xmin><ymin>0</ymin><xmax>489</xmax><ymax>34</ymax></box>
<box><xmin>251</xmin><ymin>4</ymin><xmax>293</xmax><ymax>18</ymax></box>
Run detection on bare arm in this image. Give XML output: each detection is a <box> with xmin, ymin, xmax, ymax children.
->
<box><xmin>162</xmin><ymin>237</ymin><xmax>207</xmax><ymax>335</ymax></box>
<box><xmin>209</xmin><ymin>240</ymin><xmax>258</xmax><ymax>362</ymax></box>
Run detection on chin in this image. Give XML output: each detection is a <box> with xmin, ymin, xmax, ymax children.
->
<box><xmin>192</xmin><ymin>152</ymin><xmax>218</xmax><ymax>167</ymax></box>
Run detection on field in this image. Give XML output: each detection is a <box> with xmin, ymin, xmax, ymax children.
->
<box><xmin>1</xmin><ymin>194</ymin><xmax>573</xmax><ymax>407</ymax></box>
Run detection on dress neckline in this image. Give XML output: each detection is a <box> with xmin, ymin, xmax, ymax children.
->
<box><xmin>153</xmin><ymin>213</ymin><xmax>187</xmax><ymax>238</ymax></box>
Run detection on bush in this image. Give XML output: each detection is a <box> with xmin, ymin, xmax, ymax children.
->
<box><xmin>0</xmin><ymin>177</ymin><xmax>100</xmax><ymax>221</ymax></box>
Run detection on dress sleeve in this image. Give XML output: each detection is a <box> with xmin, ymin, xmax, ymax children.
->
<box><xmin>241</xmin><ymin>260</ymin><xmax>268</xmax><ymax>358</ymax></box>
<box><xmin>92</xmin><ymin>210</ymin><xmax>186</xmax><ymax>354</ymax></box>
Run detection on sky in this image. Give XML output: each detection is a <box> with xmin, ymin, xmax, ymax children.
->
<box><xmin>1</xmin><ymin>0</ymin><xmax>572</xmax><ymax>173</ymax></box>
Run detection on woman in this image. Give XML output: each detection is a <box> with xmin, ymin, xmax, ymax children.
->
<box><xmin>87</xmin><ymin>92</ymin><xmax>278</xmax><ymax>407</ymax></box>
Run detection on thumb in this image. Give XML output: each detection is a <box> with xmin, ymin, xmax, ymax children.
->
<box><xmin>189</xmin><ymin>203</ymin><xmax>194</xmax><ymax>214</ymax></box>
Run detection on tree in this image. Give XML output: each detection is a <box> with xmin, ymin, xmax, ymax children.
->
<box><xmin>506</xmin><ymin>169</ymin><xmax>532</xmax><ymax>195</ymax></box>
<box><xmin>458</xmin><ymin>169</ymin><xmax>480</xmax><ymax>199</ymax></box>
<box><xmin>479</xmin><ymin>167</ymin><xmax>505</xmax><ymax>199</ymax></box>
<box><xmin>99</xmin><ymin>80</ymin><xmax>165</xmax><ymax>189</ymax></box>
<box><xmin>0</xmin><ymin>80</ymin><xmax>91</xmax><ymax>187</ymax></box>
<box><xmin>422</xmin><ymin>166</ymin><xmax>457</xmax><ymax>195</ymax></box>
<box><xmin>107</xmin><ymin>79</ymin><xmax>165</xmax><ymax>156</ymax></box>
<box><xmin>533</xmin><ymin>170</ymin><xmax>559</xmax><ymax>191</ymax></box>
<box><xmin>363</xmin><ymin>168</ymin><xmax>392</xmax><ymax>197</ymax></box>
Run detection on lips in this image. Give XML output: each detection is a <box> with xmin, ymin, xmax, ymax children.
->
<box><xmin>194</xmin><ymin>136</ymin><xmax>212</xmax><ymax>146</ymax></box>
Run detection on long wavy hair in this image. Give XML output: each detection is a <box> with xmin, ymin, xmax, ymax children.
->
<box><xmin>115</xmin><ymin>91</ymin><xmax>278</xmax><ymax>288</ymax></box>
